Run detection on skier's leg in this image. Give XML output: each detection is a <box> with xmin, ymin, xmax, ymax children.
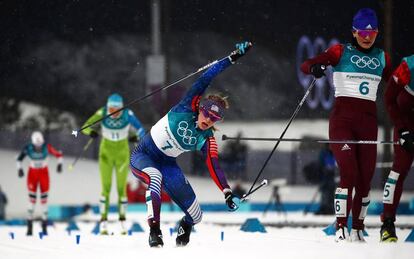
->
<box><xmin>39</xmin><ymin>167</ymin><xmax>50</xmax><ymax>234</ymax></box>
<box><xmin>115</xmin><ymin>145</ymin><xmax>130</xmax><ymax>234</ymax></box>
<box><xmin>115</xmin><ymin>145</ymin><xmax>129</xmax><ymax>220</ymax></box>
<box><xmin>381</xmin><ymin>135</ymin><xmax>413</xmax><ymax>242</ymax></box>
<box><xmin>99</xmin><ymin>149</ymin><xmax>113</xmax><ymax>221</ymax></box>
<box><xmin>161</xmin><ymin>163</ymin><xmax>201</xmax><ymax>246</ymax></box>
<box><xmin>329</xmin><ymin>115</ymin><xmax>358</xmax><ymax>241</ymax></box>
<box><xmin>130</xmin><ymin>150</ymin><xmax>164</xmax><ymax>247</ymax></box>
<box><xmin>26</xmin><ymin>168</ymin><xmax>37</xmax><ymax>236</ymax></box>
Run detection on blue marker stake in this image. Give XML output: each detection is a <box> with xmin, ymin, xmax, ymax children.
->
<box><xmin>9</xmin><ymin>232</ymin><xmax>14</xmax><ymax>240</ymax></box>
<box><xmin>128</xmin><ymin>230</ymin><xmax>132</xmax><ymax>236</ymax></box>
<box><xmin>170</xmin><ymin>227</ymin><xmax>174</xmax><ymax>237</ymax></box>
<box><xmin>221</xmin><ymin>231</ymin><xmax>224</xmax><ymax>241</ymax></box>
<box><xmin>76</xmin><ymin>235</ymin><xmax>80</xmax><ymax>245</ymax></box>
<box><xmin>39</xmin><ymin>232</ymin><xmax>43</xmax><ymax>240</ymax></box>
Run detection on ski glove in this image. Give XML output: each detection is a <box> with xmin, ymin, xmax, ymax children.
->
<box><xmin>399</xmin><ymin>130</ymin><xmax>414</xmax><ymax>152</ymax></box>
<box><xmin>310</xmin><ymin>64</ymin><xmax>326</xmax><ymax>78</ymax></box>
<box><xmin>89</xmin><ymin>130</ymin><xmax>99</xmax><ymax>139</ymax></box>
<box><xmin>128</xmin><ymin>135</ymin><xmax>138</xmax><ymax>143</ymax></box>
<box><xmin>18</xmin><ymin>168</ymin><xmax>24</xmax><ymax>178</ymax></box>
<box><xmin>229</xmin><ymin>41</ymin><xmax>252</xmax><ymax>62</ymax></box>
<box><xmin>225</xmin><ymin>192</ymin><xmax>239</xmax><ymax>212</ymax></box>
<box><xmin>57</xmin><ymin>163</ymin><xmax>63</xmax><ymax>173</ymax></box>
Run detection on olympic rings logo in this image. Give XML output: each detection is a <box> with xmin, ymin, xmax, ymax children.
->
<box><xmin>296</xmin><ymin>36</ymin><xmax>339</xmax><ymax>110</ymax></box>
<box><xmin>177</xmin><ymin>121</ymin><xmax>197</xmax><ymax>145</ymax></box>
<box><xmin>350</xmin><ymin>55</ymin><xmax>380</xmax><ymax>69</ymax></box>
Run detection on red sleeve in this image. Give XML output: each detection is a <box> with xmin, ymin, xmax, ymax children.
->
<box><xmin>47</xmin><ymin>144</ymin><xmax>63</xmax><ymax>158</ymax></box>
<box><xmin>392</xmin><ymin>61</ymin><xmax>411</xmax><ymax>86</ymax></box>
<box><xmin>300</xmin><ymin>44</ymin><xmax>344</xmax><ymax>74</ymax></box>
<box><xmin>384</xmin><ymin>61</ymin><xmax>411</xmax><ymax>129</ymax></box>
<box><xmin>382</xmin><ymin>52</ymin><xmax>393</xmax><ymax>82</ymax></box>
<box><xmin>202</xmin><ymin>137</ymin><xmax>230</xmax><ymax>192</ymax></box>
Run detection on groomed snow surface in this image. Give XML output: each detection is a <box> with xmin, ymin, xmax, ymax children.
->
<box><xmin>0</xmin><ymin>212</ymin><xmax>413</xmax><ymax>259</ymax></box>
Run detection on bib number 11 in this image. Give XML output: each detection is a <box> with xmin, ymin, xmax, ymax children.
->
<box><xmin>359</xmin><ymin>81</ymin><xmax>369</xmax><ymax>95</ymax></box>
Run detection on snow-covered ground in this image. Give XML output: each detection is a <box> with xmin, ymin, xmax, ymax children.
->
<box><xmin>0</xmin><ymin>212</ymin><xmax>413</xmax><ymax>259</ymax></box>
<box><xmin>1</xmin><ymin>147</ymin><xmax>414</xmax><ymax>258</ymax></box>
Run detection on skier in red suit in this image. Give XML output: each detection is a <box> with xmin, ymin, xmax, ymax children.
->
<box><xmin>300</xmin><ymin>8</ymin><xmax>392</xmax><ymax>242</ymax></box>
<box><xmin>380</xmin><ymin>54</ymin><xmax>414</xmax><ymax>242</ymax></box>
<box><xmin>17</xmin><ymin>131</ymin><xmax>63</xmax><ymax>235</ymax></box>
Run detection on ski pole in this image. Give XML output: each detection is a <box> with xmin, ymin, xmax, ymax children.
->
<box><xmin>241</xmin><ymin>179</ymin><xmax>268</xmax><ymax>202</ymax></box>
<box><xmin>71</xmin><ymin>43</ymin><xmax>252</xmax><ymax>137</ymax></box>
<box><xmin>68</xmin><ymin>138</ymin><xmax>94</xmax><ymax>171</ymax></box>
<box><xmin>222</xmin><ymin>135</ymin><xmax>397</xmax><ymax>145</ymax></box>
<box><xmin>243</xmin><ymin>77</ymin><xmax>318</xmax><ymax>200</ymax></box>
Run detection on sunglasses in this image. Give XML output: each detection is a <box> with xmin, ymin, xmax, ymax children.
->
<box><xmin>355</xmin><ymin>29</ymin><xmax>378</xmax><ymax>38</ymax></box>
<box><xmin>200</xmin><ymin>108</ymin><xmax>222</xmax><ymax>122</ymax></box>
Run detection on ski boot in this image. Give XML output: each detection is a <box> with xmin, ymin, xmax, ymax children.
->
<box><xmin>380</xmin><ymin>218</ymin><xmax>398</xmax><ymax>242</ymax></box>
<box><xmin>26</xmin><ymin>220</ymin><xmax>33</xmax><ymax>236</ymax></box>
<box><xmin>335</xmin><ymin>224</ymin><xmax>350</xmax><ymax>242</ymax></box>
<box><xmin>100</xmin><ymin>220</ymin><xmax>109</xmax><ymax>235</ymax></box>
<box><xmin>41</xmin><ymin>220</ymin><xmax>48</xmax><ymax>235</ymax></box>
<box><xmin>350</xmin><ymin>229</ymin><xmax>366</xmax><ymax>243</ymax></box>
<box><xmin>119</xmin><ymin>216</ymin><xmax>127</xmax><ymax>235</ymax></box>
<box><xmin>149</xmin><ymin>227</ymin><xmax>163</xmax><ymax>247</ymax></box>
<box><xmin>176</xmin><ymin>218</ymin><xmax>193</xmax><ymax>247</ymax></box>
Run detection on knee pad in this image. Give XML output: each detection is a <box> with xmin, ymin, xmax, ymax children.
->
<box><xmin>383</xmin><ymin>171</ymin><xmax>399</xmax><ymax>204</ymax></box>
<box><xmin>359</xmin><ymin>193</ymin><xmax>370</xmax><ymax>220</ymax></box>
<box><xmin>334</xmin><ymin>188</ymin><xmax>348</xmax><ymax>218</ymax></box>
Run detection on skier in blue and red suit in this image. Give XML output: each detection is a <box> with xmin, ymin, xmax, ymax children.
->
<box><xmin>301</xmin><ymin>8</ymin><xmax>392</xmax><ymax>242</ymax></box>
<box><xmin>380</xmin><ymin>54</ymin><xmax>414</xmax><ymax>242</ymax></box>
<box><xmin>130</xmin><ymin>42</ymin><xmax>251</xmax><ymax>247</ymax></box>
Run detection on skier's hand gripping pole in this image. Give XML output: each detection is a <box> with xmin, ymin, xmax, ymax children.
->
<box><xmin>243</xmin><ymin>76</ymin><xmax>319</xmax><ymax>200</ymax></box>
<box><xmin>71</xmin><ymin>42</ymin><xmax>253</xmax><ymax>137</ymax></box>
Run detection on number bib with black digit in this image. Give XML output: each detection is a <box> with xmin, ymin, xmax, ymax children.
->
<box><xmin>150</xmin><ymin>112</ymin><xmax>213</xmax><ymax>157</ymax></box>
<box><xmin>333</xmin><ymin>44</ymin><xmax>386</xmax><ymax>101</ymax></box>
<box><xmin>101</xmin><ymin>109</ymin><xmax>130</xmax><ymax>141</ymax></box>
<box><xmin>383</xmin><ymin>171</ymin><xmax>399</xmax><ymax>204</ymax></box>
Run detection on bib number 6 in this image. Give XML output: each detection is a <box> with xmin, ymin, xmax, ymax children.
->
<box><xmin>359</xmin><ymin>81</ymin><xmax>369</xmax><ymax>95</ymax></box>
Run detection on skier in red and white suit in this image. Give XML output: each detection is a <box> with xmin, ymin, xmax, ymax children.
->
<box><xmin>380</xmin><ymin>54</ymin><xmax>414</xmax><ymax>242</ymax></box>
<box><xmin>300</xmin><ymin>8</ymin><xmax>392</xmax><ymax>242</ymax></box>
<box><xmin>16</xmin><ymin>131</ymin><xmax>63</xmax><ymax>235</ymax></box>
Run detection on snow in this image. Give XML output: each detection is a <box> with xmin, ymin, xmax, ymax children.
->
<box><xmin>0</xmin><ymin>212</ymin><xmax>414</xmax><ymax>259</ymax></box>
<box><xmin>1</xmin><ymin>147</ymin><xmax>414</xmax><ymax>258</ymax></box>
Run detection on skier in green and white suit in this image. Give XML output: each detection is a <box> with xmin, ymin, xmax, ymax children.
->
<box><xmin>82</xmin><ymin>93</ymin><xmax>145</xmax><ymax>234</ymax></box>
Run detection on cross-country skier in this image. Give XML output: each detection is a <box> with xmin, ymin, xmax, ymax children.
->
<box><xmin>381</xmin><ymin>54</ymin><xmax>414</xmax><ymax>242</ymax></box>
<box><xmin>82</xmin><ymin>93</ymin><xmax>146</xmax><ymax>235</ymax></box>
<box><xmin>300</xmin><ymin>8</ymin><xmax>392</xmax><ymax>242</ymax></box>
<box><xmin>16</xmin><ymin>131</ymin><xmax>63</xmax><ymax>235</ymax></box>
<box><xmin>130</xmin><ymin>42</ymin><xmax>251</xmax><ymax>247</ymax></box>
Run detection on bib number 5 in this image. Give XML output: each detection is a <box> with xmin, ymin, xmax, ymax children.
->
<box><xmin>359</xmin><ymin>81</ymin><xmax>369</xmax><ymax>95</ymax></box>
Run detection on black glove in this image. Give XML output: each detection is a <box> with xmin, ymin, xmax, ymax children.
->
<box><xmin>18</xmin><ymin>168</ymin><xmax>24</xmax><ymax>178</ymax></box>
<box><xmin>128</xmin><ymin>135</ymin><xmax>138</xmax><ymax>143</ymax></box>
<box><xmin>225</xmin><ymin>191</ymin><xmax>239</xmax><ymax>212</ymax></box>
<box><xmin>229</xmin><ymin>41</ymin><xmax>252</xmax><ymax>62</ymax></box>
<box><xmin>89</xmin><ymin>131</ymin><xmax>99</xmax><ymax>139</ymax></box>
<box><xmin>399</xmin><ymin>130</ymin><xmax>414</xmax><ymax>152</ymax></box>
<box><xmin>57</xmin><ymin>163</ymin><xmax>62</xmax><ymax>173</ymax></box>
<box><xmin>310</xmin><ymin>64</ymin><xmax>326</xmax><ymax>78</ymax></box>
